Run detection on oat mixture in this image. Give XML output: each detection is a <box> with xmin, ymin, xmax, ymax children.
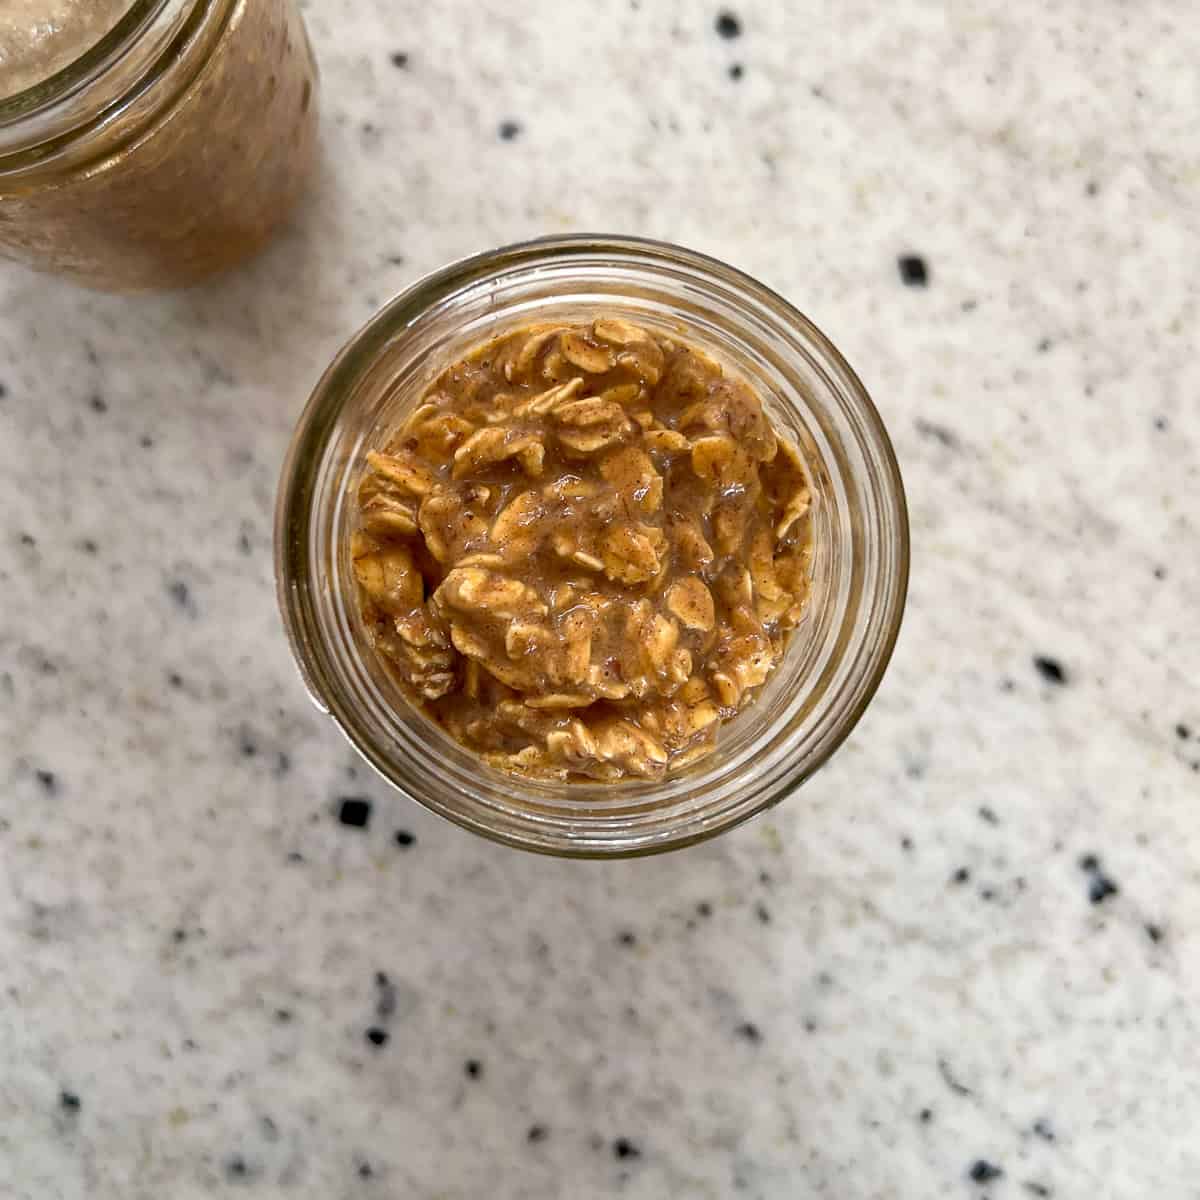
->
<box><xmin>351</xmin><ymin>318</ymin><xmax>814</xmax><ymax>782</ymax></box>
<box><xmin>0</xmin><ymin>0</ymin><xmax>131</xmax><ymax>100</ymax></box>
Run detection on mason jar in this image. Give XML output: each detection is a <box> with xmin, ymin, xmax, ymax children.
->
<box><xmin>275</xmin><ymin>235</ymin><xmax>909</xmax><ymax>857</ymax></box>
<box><xmin>0</xmin><ymin>0</ymin><xmax>318</xmax><ymax>289</ymax></box>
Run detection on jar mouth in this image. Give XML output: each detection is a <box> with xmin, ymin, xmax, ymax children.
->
<box><xmin>276</xmin><ymin>235</ymin><xmax>910</xmax><ymax>857</ymax></box>
<box><xmin>0</xmin><ymin>0</ymin><xmax>217</xmax><ymax>167</ymax></box>
<box><xmin>0</xmin><ymin>1</ymin><xmax>164</xmax><ymax>118</ymax></box>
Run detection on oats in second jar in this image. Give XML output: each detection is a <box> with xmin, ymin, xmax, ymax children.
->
<box><xmin>350</xmin><ymin>318</ymin><xmax>814</xmax><ymax>782</ymax></box>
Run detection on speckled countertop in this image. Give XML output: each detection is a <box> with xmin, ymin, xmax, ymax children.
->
<box><xmin>2</xmin><ymin>1</ymin><xmax>1199</xmax><ymax>1197</ymax></box>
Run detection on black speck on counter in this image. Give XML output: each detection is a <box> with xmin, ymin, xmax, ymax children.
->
<box><xmin>167</xmin><ymin>671</ymin><xmax>184</xmax><ymax>689</ymax></box>
<box><xmin>729</xmin><ymin>63</ymin><xmax>744</xmax><ymax>79</ymax></box>
<box><xmin>901</xmin><ymin>836</ymin><xmax>914</xmax><ymax>852</ymax></box>
<box><xmin>613</xmin><ymin>1137</ymin><xmax>641</xmax><ymax>1160</ymax></box>
<box><xmin>968</xmin><ymin>1160</ymin><xmax>1004</xmax><ymax>1184</ymax></box>
<box><xmin>715</xmin><ymin>10</ymin><xmax>742</xmax><ymax>38</ymax></box>
<box><xmin>390</xmin><ymin>51</ymin><xmax>409</xmax><ymax>68</ymax></box>
<box><xmin>358</xmin><ymin>1162</ymin><xmax>373</xmax><ymax>1179</ymax></box>
<box><xmin>914</xmin><ymin>417</ymin><xmax>958</xmax><ymax>448</ymax></box>
<box><xmin>394</xmin><ymin>829</ymin><xmax>416</xmax><ymax>847</ymax></box>
<box><xmin>1146</xmin><ymin>922</ymin><xmax>1164</xmax><ymax>943</ymax></box>
<box><xmin>735</xmin><ymin>1021</ymin><xmax>762</xmax><ymax>1043</ymax></box>
<box><xmin>285</xmin><ymin>851</ymin><xmax>304</xmax><ymax>865</ymax></box>
<box><xmin>1024</xmin><ymin>1184</ymin><xmax>1052</xmax><ymax>1198</ymax></box>
<box><xmin>1031</xmin><ymin>1118</ymin><xmax>1055</xmax><ymax>1142</ymax></box>
<box><xmin>238</xmin><ymin>731</ymin><xmax>257</xmax><ymax>758</ymax></box>
<box><xmin>337</xmin><ymin>797</ymin><xmax>372</xmax><ymax>829</ymax></box>
<box><xmin>375</xmin><ymin>971</ymin><xmax>397</xmax><ymax>1019</ymax></box>
<box><xmin>1177</xmin><ymin>723</ymin><xmax>1192</xmax><ymax>740</ymax></box>
<box><xmin>696</xmin><ymin>900</ymin><xmax>713</xmax><ymax>918</ymax></box>
<box><xmin>365</xmin><ymin>1027</ymin><xmax>389</xmax><ymax>1048</ymax></box>
<box><xmin>1153</xmin><ymin>416</ymin><xmax>1167</xmax><ymax>431</ymax></box>
<box><xmin>951</xmin><ymin>867</ymin><xmax>971</xmax><ymax>885</ymax></box>
<box><xmin>35</xmin><ymin>769</ymin><xmax>57</xmax><ymax>794</ymax></box>
<box><xmin>1153</xmin><ymin>565</ymin><xmax>1167</xmax><ymax>580</ymax></box>
<box><xmin>898</xmin><ymin>255</ymin><xmax>928</xmax><ymax>286</ymax></box>
<box><xmin>938</xmin><ymin>1058</ymin><xmax>973</xmax><ymax>1096</ymax></box>
<box><xmin>60</xmin><ymin>1090</ymin><xmax>81</xmax><ymax>1112</ymax></box>
<box><xmin>89</xmin><ymin>394</ymin><xmax>108</xmax><ymax>413</ymax></box>
<box><xmin>1079</xmin><ymin>854</ymin><xmax>1119</xmax><ymax>904</ymax></box>
<box><xmin>1036</xmin><ymin>337</ymin><xmax>1053</xmax><ymax>353</ymax></box>
<box><xmin>527</xmin><ymin>1124</ymin><xmax>548</xmax><ymax>1143</ymax></box>
<box><xmin>919</xmin><ymin>1108</ymin><xmax>933</xmax><ymax>1123</ymax></box>
<box><xmin>464</xmin><ymin>1059</ymin><xmax>482</xmax><ymax>1079</ymax></box>
<box><xmin>225</xmin><ymin>1156</ymin><xmax>252</xmax><ymax>1181</ymax></box>
<box><xmin>139</xmin><ymin>433</ymin><xmax>155</xmax><ymax>448</ymax></box>
<box><xmin>978</xmin><ymin>805</ymin><xmax>998</xmax><ymax>825</ymax></box>
<box><xmin>498</xmin><ymin>120</ymin><xmax>522</xmax><ymax>141</ymax></box>
<box><xmin>617</xmin><ymin>930</ymin><xmax>637</xmax><ymax>947</ymax></box>
<box><xmin>166</xmin><ymin>579</ymin><xmax>193</xmax><ymax>614</ymax></box>
<box><xmin>172</xmin><ymin>928</ymin><xmax>187</xmax><ymax>944</ymax></box>
<box><xmin>19</xmin><ymin>531</ymin><xmax>36</xmax><ymax>546</ymax></box>
<box><xmin>754</xmin><ymin>902</ymin><xmax>771</xmax><ymax>924</ymax></box>
<box><xmin>1085</xmin><ymin>180</ymin><xmax>1099</xmax><ymax>196</ymax></box>
<box><xmin>80</xmin><ymin>538</ymin><xmax>98</xmax><ymax>555</ymax></box>
<box><xmin>1033</xmin><ymin>655</ymin><xmax>1067</xmax><ymax>685</ymax></box>
<box><xmin>274</xmin><ymin>1008</ymin><xmax>293</xmax><ymax>1023</ymax></box>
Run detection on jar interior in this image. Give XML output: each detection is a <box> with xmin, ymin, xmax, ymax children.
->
<box><xmin>309</xmin><ymin>277</ymin><xmax>868</xmax><ymax>849</ymax></box>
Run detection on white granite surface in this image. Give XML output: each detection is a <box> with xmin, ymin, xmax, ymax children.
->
<box><xmin>2</xmin><ymin>1</ymin><xmax>1199</xmax><ymax>1196</ymax></box>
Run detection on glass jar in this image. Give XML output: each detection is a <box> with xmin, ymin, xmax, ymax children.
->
<box><xmin>276</xmin><ymin>236</ymin><xmax>909</xmax><ymax>857</ymax></box>
<box><xmin>0</xmin><ymin>0</ymin><xmax>317</xmax><ymax>289</ymax></box>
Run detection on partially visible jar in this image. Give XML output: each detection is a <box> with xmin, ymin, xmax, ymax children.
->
<box><xmin>275</xmin><ymin>236</ymin><xmax>910</xmax><ymax>857</ymax></box>
<box><xmin>0</xmin><ymin>0</ymin><xmax>318</xmax><ymax>289</ymax></box>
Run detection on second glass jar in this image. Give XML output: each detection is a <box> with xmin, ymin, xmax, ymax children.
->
<box><xmin>276</xmin><ymin>236</ymin><xmax>910</xmax><ymax>857</ymax></box>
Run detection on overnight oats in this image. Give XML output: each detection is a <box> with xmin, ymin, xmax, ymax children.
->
<box><xmin>350</xmin><ymin>319</ymin><xmax>815</xmax><ymax>782</ymax></box>
<box><xmin>0</xmin><ymin>0</ymin><xmax>318</xmax><ymax>289</ymax></box>
<box><xmin>276</xmin><ymin>236</ymin><xmax>909</xmax><ymax>855</ymax></box>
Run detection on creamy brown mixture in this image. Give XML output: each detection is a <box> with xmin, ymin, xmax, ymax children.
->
<box><xmin>351</xmin><ymin>318</ymin><xmax>814</xmax><ymax>782</ymax></box>
<box><xmin>0</xmin><ymin>0</ymin><xmax>131</xmax><ymax>100</ymax></box>
<box><xmin>0</xmin><ymin>0</ymin><xmax>317</xmax><ymax>289</ymax></box>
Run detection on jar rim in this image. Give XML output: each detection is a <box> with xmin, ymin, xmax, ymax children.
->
<box><xmin>0</xmin><ymin>0</ymin><xmax>223</xmax><ymax>165</ymax></box>
<box><xmin>0</xmin><ymin>1</ymin><xmax>166</xmax><ymax>118</ymax></box>
<box><xmin>276</xmin><ymin>234</ymin><xmax>910</xmax><ymax>857</ymax></box>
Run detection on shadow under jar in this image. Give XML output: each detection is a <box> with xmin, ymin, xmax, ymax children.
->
<box><xmin>276</xmin><ymin>236</ymin><xmax>909</xmax><ymax>857</ymax></box>
<box><xmin>0</xmin><ymin>0</ymin><xmax>318</xmax><ymax>289</ymax></box>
